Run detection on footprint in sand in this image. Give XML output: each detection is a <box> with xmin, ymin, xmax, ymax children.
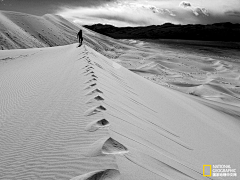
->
<box><xmin>86</xmin><ymin>137</ymin><xmax>129</xmax><ymax>156</ymax></box>
<box><xmin>85</xmin><ymin>88</ymin><xmax>103</xmax><ymax>96</ymax></box>
<box><xmin>84</xmin><ymin>105</ymin><xmax>106</xmax><ymax>116</ymax></box>
<box><xmin>85</xmin><ymin>119</ymin><xmax>110</xmax><ymax>132</ymax></box>
<box><xmin>86</xmin><ymin>95</ymin><xmax>104</xmax><ymax>104</ymax></box>
<box><xmin>70</xmin><ymin>169</ymin><xmax>120</xmax><ymax>180</ymax></box>
<box><xmin>85</xmin><ymin>78</ymin><xmax>97</xmax><ymax>84</ymax></box>
<box><xmin>84</xmin><ymin>83</ymin><xmax>97</xmax><ymax>90</ymax></box>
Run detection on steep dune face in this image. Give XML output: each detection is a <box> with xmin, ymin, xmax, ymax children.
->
<box><xmin>0</xmin><ymin>44</ymin><xmax>239</xmax><ymax>179</ymax></box>
<box><xmin>0</xmin><ymin>11</ymin><xmax>131</xmax><ymax>54</ymax></box>
<box><xmin>0</xmin><ymin>11</ymin><xmax>81</xmax><ymax>49</ymax></box>
<box><xmin>0</xmin><ymin>10</ymin><xmax>133</xmax><ymax>64</ymax></box>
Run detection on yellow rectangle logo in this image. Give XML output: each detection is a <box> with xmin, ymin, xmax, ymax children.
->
<box><xmin>203</xmin><ymin>165</ymin><xmax>212</xmax><ymax>176</ymax></box>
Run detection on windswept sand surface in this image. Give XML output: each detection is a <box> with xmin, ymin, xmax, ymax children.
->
<box><xmin>0</xmin><ymin>11</ymin><xmax>79</xmax><ymax>49</ymax></box>
<box><xmin>0</xmin><ymin>44</ymin><xmax>240</xmax><ymax>179</ymax></box>
<box><xmin>116</xmin><ymin>39</ymin><xmax>240</xmax><ymax>107</ymax></box>
<box><xmin>1</xmin><ymin>10</ymin><xmax>240</xmax><ymax>108</ymax></box>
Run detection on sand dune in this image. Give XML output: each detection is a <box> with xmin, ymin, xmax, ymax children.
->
<box><xmin>0</xmin><ymin>10</ymin><xmax>131</xmax><ymax>57</ymax></box>
<box><xmin>0</xmin><ymin>10</ymin><xmax>240</xmax><ymax>180</ymax></box>
<box><xmin>0</xmin><ymin>11</ymin><xmax>78</xmax><ymax>49</ymax></box>
<box><xmin>1</xmin><ymin>10</ymin><xmax>240</xmax><ymax>107</ymax></box>
<box><xmin>122</xmin><ymin>40</ymin><xmax>240</xmax><ymax>107</ymax></box>
<box><xmin>0</xmin><ymin>43</ymin><xmax>240</xmax><ymax>180</ymax></box>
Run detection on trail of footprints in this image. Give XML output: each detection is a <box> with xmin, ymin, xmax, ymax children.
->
<box><xmin>71</xmin><ymin>47</ymin><xmax>128</xmax><ymax>180</ymax></box>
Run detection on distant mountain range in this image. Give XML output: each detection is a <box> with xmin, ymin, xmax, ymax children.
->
<box><xmin>84</xmin><ymin>23</ymin><xmax>240</xmax><ymax>42</ymax></box>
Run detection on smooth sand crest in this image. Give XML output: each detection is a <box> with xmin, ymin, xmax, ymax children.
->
<box><xmin>0</xmin><ymin>44</ymin><xmax>240</xmax><ymax>180</ymax></box>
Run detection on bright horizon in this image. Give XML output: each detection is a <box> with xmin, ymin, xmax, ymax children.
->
<box><xmin>0</xmin><ymin>0</ymin><xmax>240</xmax><ymax>26</ymax></box>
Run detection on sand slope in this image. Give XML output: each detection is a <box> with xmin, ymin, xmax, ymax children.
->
<box><xmin>0</xmin><ymin>11</ymin><xmax>80</xmax><ymax>49</ymax></box>
<box><xmin>1</xmin><ymin>10</ymin><xmax>240</xmax><ymax>107</ymax></box>
<box><xmin>0</xmin><ymin>44</ymin><xmax>239</xmax><ymax>180</ymax></box>
<box><xmin>120</xmin><ymin>39</ymin><xmax>240</xmax><ymax>107</ymax></box>
<box><xmin>0</xmin><ymin>10</ymin><xmax>132</xmax><ymax>58</ymax></box>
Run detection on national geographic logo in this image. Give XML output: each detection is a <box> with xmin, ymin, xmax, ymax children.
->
<box><xmin>203</xmin><ymin>165</ymin><xmax>211</xmax><ymax>176</ymax></box>
<box><xmin>203</xmin><ymin>165</ymin><xmax>237</xmax><ymax>177</ymax></box>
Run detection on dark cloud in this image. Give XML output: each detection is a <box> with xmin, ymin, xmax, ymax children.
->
<box><xmin>185</xmin><ymin>12</ymin><xmax>240</xmax><ymax>24</ymax></box>
<box><xmin>59</xmin><ymin>1</ymin><xmax>240</xmax><ymax>27</ymax></box>
<box><xmin>2</xmin><ymin>0</ymin><xmax>240</xmax><ymax>26</ymax></box>
<box><xmin>225</xmin><ymin>10</ymin><xmax>240</xmax><ymax>17</ymax></box>
<box><xmin>58</xmin><ymin>4</ymin><xmax>182</xmax><ymax>27</ymax></box>
<box><xmin>57</xmin><ymin>0</ymin><xmax>240</xmax><ymax>25</ymax></box>
<box><xmin>0</xmin><ymin>0</ymin><xmax>117</xmax><ymax>15</ymax></box>
<box><xmin>179</xmin><ymin>1</ymin><xmax>209</xmax><ymax>17</ymax></box>
<box><xmin>179</xmin><ymin>1</ymin><xmax>192</xmax><ymax>8</ymax></box>
<box><xmin>88</xmin><ymin>13</ymin><xmax>149</xmax><ymax>26</ymax></box>
<box><xmin>62</xmin><ymin>0</ymin><xmax>117</xmax><ymax>7</ymax></box>
<box><xmin>193</xmin><ymin>8</ymin><xmax>209</xmax><ymax>16</ymax></box>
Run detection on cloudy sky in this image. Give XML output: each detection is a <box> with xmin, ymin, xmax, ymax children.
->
<box><xmin>0</xmin><ymin>0</ymin><xmax>240</xmax><ymax>26</ymax></box>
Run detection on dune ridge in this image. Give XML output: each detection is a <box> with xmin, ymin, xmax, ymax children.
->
<box><xmin>2</xmin><ymin>10</ymin><xmax>240</xmax><ymax>108</ymax></box>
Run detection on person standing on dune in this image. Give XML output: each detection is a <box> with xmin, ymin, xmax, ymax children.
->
<box><xmin>77</xmin><ymin>29</ymin><xmax>83</xmax><ymax>47</ymax></box>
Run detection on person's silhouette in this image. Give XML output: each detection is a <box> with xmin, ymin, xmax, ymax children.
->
<box><xmin>77</xmin><ymin>29</ymin><xmax>83</xmax><ymax>47</ymax></box>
